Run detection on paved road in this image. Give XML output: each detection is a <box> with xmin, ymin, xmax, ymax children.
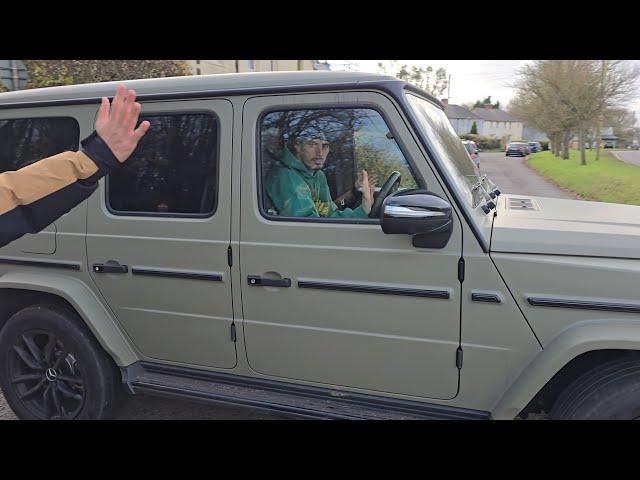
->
<box><xmin>0</xmin><ymin>387</ymin><xmax>291</xmax><ymax>420</ymax></box>
<box><xmin>611</xmin><ymin>150</ymin><xmax>640</xmax><ymax>168</ymax></box>
<box><xmin>479</xmin><ymin>152</ymin><xmax>576</xmax><ymax>199</ymax></box>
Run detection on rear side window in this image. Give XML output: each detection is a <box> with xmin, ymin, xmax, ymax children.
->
<box><xmin>107</xmin><ymin>113</ymin><xmax>218</xmax><ymax>217</ymax></box>
<box><xmin>0</xmin><ymin>117</ymin><xmax>79</xmax><ymax>172</ymax></box>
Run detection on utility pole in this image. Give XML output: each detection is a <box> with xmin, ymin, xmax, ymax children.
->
<box><xmin>447</xmin><ymin>73</ymin><xmax>451</xmax><ymax>101</ymax></box>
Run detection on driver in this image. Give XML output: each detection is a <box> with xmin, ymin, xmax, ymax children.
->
<box><xmin>266</xmin><ymin>130</ymin><xmax>376</xmax><ymax>218</ymax></box>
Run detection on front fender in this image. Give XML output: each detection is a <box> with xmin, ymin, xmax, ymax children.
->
<box><xmin>0</xmin><ymin>271</ymin><xmax>138</xmax><ymax>366</ymax></box>
<box><xmin>492</xmin><ymin>318</ymin><xmax>640</xmax><ymax>419</ymax></box>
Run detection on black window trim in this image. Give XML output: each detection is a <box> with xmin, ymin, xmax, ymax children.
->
<box><xmin>255</xmin><ymin>102</ymin><xmax>425</xmax><ymax>225</ymax></box>
<box><xmin>0</xmin><ymin>115</ymin><xmax>80</xmax><ymax>171</ymax></box>
<box><xmin>104</xmin><ymin>109</ymin><xmax>221</xmax><ymax>219</ymax></box>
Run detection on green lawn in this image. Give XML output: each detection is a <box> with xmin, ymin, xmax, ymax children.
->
<box><xmin>527</xmin><ymin>150</ymin><xmax>640</xmax><ymax>206</ymax></box>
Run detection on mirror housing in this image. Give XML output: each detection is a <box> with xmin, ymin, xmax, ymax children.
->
<box><xmin>381</xmin><ymin>190</ymin><xmax>454</xmax><ymax>249</ymax></box>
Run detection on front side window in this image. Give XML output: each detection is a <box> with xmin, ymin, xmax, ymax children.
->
<box><xmin>108</xmin><ymin>113</ymin><xmax>218</xmax><ymax>216</ymax></box>
<box><xmin>259</xmin><ymin>107</ymin><xmax>418</xmax><ymax>221</ymax></box>
<box><xmin>0</xmin><ymin>117</ymin><xmax>79</xmax><ymax>172</ymax></box>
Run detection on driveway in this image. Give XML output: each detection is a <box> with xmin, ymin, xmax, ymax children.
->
<box><xmin>479</xmin><ymin>152</ymin><xmax>576</xmax><ymax>199</ymax></box>
<box><xmin>611</xmin><ymin>150</ymin><xmax>640</xmax><ymax>168</ymax></box>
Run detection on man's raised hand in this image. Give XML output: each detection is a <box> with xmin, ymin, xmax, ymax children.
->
<box><xmin>95</xmin><ymin>84</ymin><xmax>150</xmax><ymax>163</ymax></box>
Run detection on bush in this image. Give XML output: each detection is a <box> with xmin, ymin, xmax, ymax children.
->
<box><xmin>459</xmin><ymin>134</ymin><xmax>502</xmax><ymax>150</ymax></box>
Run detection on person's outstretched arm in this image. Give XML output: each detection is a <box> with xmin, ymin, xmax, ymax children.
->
<box><xmin>0</xmin><ymin>85</ymin><xmax>150</xmax><ymax>248</ymax></box>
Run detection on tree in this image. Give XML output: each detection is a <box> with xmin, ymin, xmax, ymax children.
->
<box><xmin>511</xmin><ymin>60</ymin><xmax>639</xmax><ymax>165</ymax></box>
<box><xmin>473</xmin><ymin>96</ymin><xmax>500</xmax><ymax>109</ymax></box>
<box><xmin>378</xmin><ymin>61</ymin><xmax>449</xmax><ymax>97</ymax></box>
<box><xmin>10</xmin><ymin>60</ymin><xmax>191</xmax><ymax>91</ymax></box>
<box><xmin>470</xmin><ymin>121</ymin><xmax>478</xmax><ymax>134</ymax></box>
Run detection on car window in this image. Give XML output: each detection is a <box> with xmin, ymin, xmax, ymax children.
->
<box><xmin>0</xmin><ymin>117</ymin><xmax>79</xmax><ymax>172</ymax></box>
<box><xmin>107</xmin><ymin>113</ymin><xmax>218</xmax><ymax>216</ymax></box>
<box><xmin>259</xmin><ymin>107</ymin><xmax>419</xmax><ymax>220</ymax></box>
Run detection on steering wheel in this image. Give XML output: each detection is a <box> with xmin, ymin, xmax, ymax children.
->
<box><xmin>369</xmin><ymin>171</ymin><xmax>401</xmax><ymax>218</ymax></box>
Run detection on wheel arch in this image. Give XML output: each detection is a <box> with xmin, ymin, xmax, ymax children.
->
<box><xmin>492</xmin><ymin>318</ymin><xmax>640</xmax><ymax>419</ymax></box>
<box><xmin>0</xmin><ymin>272</ymin><xmax>138</xmax><ymax>366</ymax></box>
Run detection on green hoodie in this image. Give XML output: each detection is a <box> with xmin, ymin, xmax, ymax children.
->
<box><xmin>266</xmin><ymin>147</ymin><xmax>367</xmax><ymax>218</ymax></box>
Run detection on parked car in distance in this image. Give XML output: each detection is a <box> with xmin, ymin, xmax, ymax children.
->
<box><xmin>506</xmin><ymin>142</ymin><xmax>530</xmax><ymax>157</ymax></box>
<box><xmin>527</xmin><ymin>142</ymin><xmax>542</xmax><ymax>153</ymax></box>
<box><xmin>462</xmin><ymin>139</ymin><xmax>480</xmax><ymax>169</ymax></box>
<box><xmin>630</xmin><ymin>142</ymin><xmax>639</xmax><ymax>150</ymax></box>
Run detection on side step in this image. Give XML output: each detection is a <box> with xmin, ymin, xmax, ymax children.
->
<box><xmin>122</xmin><ymin>362</ymin><xmax>490</xmax><ymax>420</ymax></box>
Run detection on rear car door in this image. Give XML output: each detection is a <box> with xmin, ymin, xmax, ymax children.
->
<box><xmin>86</xmin><ymin>99</ymin><xmax>236</xmax><ymax>368</ymax></box>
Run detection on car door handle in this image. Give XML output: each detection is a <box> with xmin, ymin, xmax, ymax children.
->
<box><xmin>93</xmin><ymin>261</ymin><xmax>129</xmax><ymax>274</ymax></box>
<box><xmin>247</xmin><ymin>275</ymin><xmax>291</xmax><ymax>287</ymax></box>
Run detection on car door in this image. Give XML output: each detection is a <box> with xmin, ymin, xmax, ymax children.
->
<box><xmin>86</xmin><ymin>99</ymin><xmax>237</xmax><ymax>368</ymax></box>
<box><xmin>239</xmin><ymin>92</ymin><xmax>463</xmax><ymax>400</ymax></box>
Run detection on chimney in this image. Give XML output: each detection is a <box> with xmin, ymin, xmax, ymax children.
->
<box><xmin>441</xmin><ymin>98</ymin><xmax>448</xmax><ymax>106</ymax></box>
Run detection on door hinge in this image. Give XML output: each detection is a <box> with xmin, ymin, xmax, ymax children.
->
<box><xmin>230</xmin><ymin>323</ymin><xmax>237</xmax><ymax>342</ymax></box>
<box><xmin>456</xmin><ymin>347</ymin><xmax>463</xmax><ymax>369</ymax></box>
<box><xmin>227</xmin><ymin>246</ymin><xmax>233</xmax><ymax>267</ymax></box>
<box><xmin>457</xmin><ymin>258</ymin><xmax>465</xmax><ymax>283</ymax></box>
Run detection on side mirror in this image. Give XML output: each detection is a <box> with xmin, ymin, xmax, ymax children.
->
<box><xmin>381</xmin><ymin>190</ymin><xmax>454</xmax><ymax>249</ymax></box>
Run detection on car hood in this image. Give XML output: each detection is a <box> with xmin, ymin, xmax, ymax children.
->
<box><xmin>490</xmin><ymin>195</ymin><xmax>640</xmax><ymax>259</ymax></box>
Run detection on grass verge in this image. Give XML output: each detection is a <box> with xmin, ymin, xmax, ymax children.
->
<box><xmin>527</xmin><ymin>150</ymin><xmax>640</xmax><ymax>206</ymax></box>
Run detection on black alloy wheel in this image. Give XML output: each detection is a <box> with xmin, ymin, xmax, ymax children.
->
<box><xmin>0</xmin><ymin>305</ymin><xmax>122</xmax><ymax>420</ymax></box>
<box><xmin>9</xmin><ymin>330</ymin><xmax>85</xmax><ymax>420</ymax></box>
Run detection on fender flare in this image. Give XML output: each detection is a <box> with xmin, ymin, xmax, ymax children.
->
<box><xmin>0</xmin><ymin>271</ymin><xmax>138</xmax><ymax>366</ymax></box>
<box><xmin>492</xmin><ymin>318</ymin><xmax>640</xmax><ymax>419</ymax></box>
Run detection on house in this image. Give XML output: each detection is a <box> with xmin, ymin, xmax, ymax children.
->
<box><xmin>471</xmin><ymin>105</ymin><xmax>523</xmax><ymax>142</ymax></box>
<box><xmin>522</xmin><ymin>124</ymin><xmax>549</xmax><ymax>142</ymax></box>
<box><xmin>187</xmin><ymin>60</ymin><xmax>322</xmax><ymax>75</ymax></box>
<box><xmin>570</xmin><ymin>126</ymin><xmax>618</xmax><ymax>149</ymax></box>
<box><xmin>442</xmin><ymin>99</ymin><xmax>482</xmax><ymax>135</ymax></box>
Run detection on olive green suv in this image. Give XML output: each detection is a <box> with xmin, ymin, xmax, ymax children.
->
<box><xmin>0</xmin><ymin>72</ymin><xmax>639</xmax><ymax>420</ymax></box>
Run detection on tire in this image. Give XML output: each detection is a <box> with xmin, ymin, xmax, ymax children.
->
<box><xmin>550</xmin><ymin>358</ymin><xmax>640</xmax><ymax>420</ymax></box>
<box><xmin>0</xmin><ymin>305</ymin><xmax>122</xmax><ymax>420</ymax></box>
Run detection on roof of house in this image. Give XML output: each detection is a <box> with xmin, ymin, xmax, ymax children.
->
<box><xmin>445</xmin><ymin>104</ymin><xmax>478</xmax><ymax>119</ymax></box>
<box><xmin>471</xmin><ymin>107</ymin><xmax>521</xmax><ymax>122</ymax></box>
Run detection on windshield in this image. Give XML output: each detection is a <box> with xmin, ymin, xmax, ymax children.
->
<box><xmin>405</xmin><ymin>93</ymin><xmax>484</xmax><ymax>208</ymax></box>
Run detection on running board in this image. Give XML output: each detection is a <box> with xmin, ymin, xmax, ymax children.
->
<box><xmin>122</xmin><ymin>362</ymin><xmax>490</xmax><ymax>420</ymax></box>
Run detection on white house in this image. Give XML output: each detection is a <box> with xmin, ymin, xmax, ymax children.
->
<box><xmin>472</xmin><ymin>105</ymin><xmax>523</xmax><ymax>142</ymax></box>
<box><xmin>442</xmin><ymin>100</ymin><xmax>481</xmax><ymax>135</ymax></box>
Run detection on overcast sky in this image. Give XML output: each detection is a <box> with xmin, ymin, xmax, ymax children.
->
<box><xmin>328</xmin><ymin>60</ymin><xmax>640</xmax><ymax>120</ymax></box>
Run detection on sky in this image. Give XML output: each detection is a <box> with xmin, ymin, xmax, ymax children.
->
<box><xmin>327</xmin><ymin>60</ymin><xmax>640</xmax><ymax>121</ymax></box>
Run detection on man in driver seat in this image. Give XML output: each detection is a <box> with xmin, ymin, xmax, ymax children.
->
<box><xmin>266</xmin><ymin>130</ymin><xmax>376</xmax><ymax>218</ymax></box>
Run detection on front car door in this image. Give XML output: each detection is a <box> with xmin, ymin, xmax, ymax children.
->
<box><xmin>239</xmin><ymin>91</ymin><xmax>463</xmax><ymax>400</ymax></box>
<box><xmin>86</xmin><ymin>99</ymin><xmax>236</xmax><ymax>369</ymax></box>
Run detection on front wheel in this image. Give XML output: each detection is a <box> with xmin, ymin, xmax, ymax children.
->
<box><xmin>0</xmin><ymin>305</ymin><xmax>122</xmax><ymax>420</ymax></box>
<box><xmin>550</xmin><ymin>358</ymin><xmax>640</xmax><ymax>419</ymax></box>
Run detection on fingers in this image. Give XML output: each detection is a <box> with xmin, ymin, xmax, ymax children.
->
<box><xmin>133</xmin><ymin>120</ymin><xmax>151</xmax><ymax>141</ymax></box>
<box><xmin>97</xmin><ymin>97</ymin><xmax>110</xmax><ymax>126</ymax></box>
<box><xmin>121</xmin><ymin>92</ymin><xmax>140</xmax><ymax>131</ymax></box>
<box><xmin>110</xmin><ymin>84</ymin><xmax>129</xmax><ymax>124</ymax></box>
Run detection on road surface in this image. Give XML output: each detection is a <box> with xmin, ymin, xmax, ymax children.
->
<box><xmin>478</xmin><ymin>152</ymin><xmax>576</xmax><ymax>199</ymax></box>
<box><xmin>611</xmin><ymin>150</ymin><xmax>640</xmax><ymax>168</ymax></box>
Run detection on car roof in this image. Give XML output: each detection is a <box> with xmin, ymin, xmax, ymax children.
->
<box><xmin>0</xmin><ymin>71</ymin><xmax>420</xmax><ymax>106</ymax></box>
